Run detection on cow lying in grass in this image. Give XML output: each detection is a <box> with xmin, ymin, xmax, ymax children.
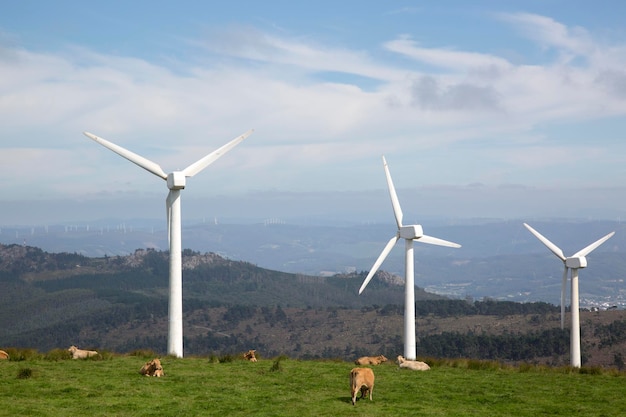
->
<box><xmin>396</xmin><ymin>355</ymin><xmax>430</xmax><ymax>371</ymax></box>
<box><xmin>350</xmin><ymin>367</ymin><xmax>375</xmax><ymax>405</ymax></box>
<box><xmin>354</xmin><ymin>355</ymin><xmax>388</xmax><ymax>365</ymax></box>
<box><xmin>68</xmin><ymin>345</ymin><xmax>98</xmax><ymax>359</ymax></box>
<box><xmin>243</xmin><ymin>349</ymin><xmax>258</xmax><ymax>362</ymax></box>
<box><xmin>139</xmin><ymin>358</ymin><xmax>164</xmax><ymax>377</ymax></box>
<box><xmin>0</xmin><ymin>350</ymin><xmax>8</xmax><ymax>360</ymax></box>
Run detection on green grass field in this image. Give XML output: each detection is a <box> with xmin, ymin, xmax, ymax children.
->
<box><xmin>1</xmin><ymin>354</ymin><xmax>626</xmax><ymax>416</ymax></box>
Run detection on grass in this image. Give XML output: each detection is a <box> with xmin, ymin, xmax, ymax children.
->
<box><xmin>1</xmin><ymin>355</ymin><xmax>626</xmax><ymax>416</ymax></box>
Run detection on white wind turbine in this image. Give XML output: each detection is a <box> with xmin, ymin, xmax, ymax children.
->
<box><xmin>523</xmin><ymin>222</ymin><xmax>614</xmax><ymax>367</ymax></box>
<box><xmin>84</xmin><ymin>129</ymin><xmax>253</xmax><ymax>358</ymax></box>
<box><xmin>359</xmin><ymin>156</ymin><xmax>461</xmax><ymax>360</ymax></box>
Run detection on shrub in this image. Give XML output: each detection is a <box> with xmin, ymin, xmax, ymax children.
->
<box><xmin>467</xmin><ymin>359</ymin><xmax>503</xmax><ymax>371</ymax></box>
<box><xmin>579</xmin><ymin>366</ymin><xmax>603</xmax><ymax>375</ymax></box>
<box><xmin>45</xmin><ymin>349</ymin><xmax>72</xmax><ymax>361</ymax></box>
<box><xmin>128</xmin><ymin>349</ymin><xmax>159</xmax><ymax>359</ymax></box>
<box><xmin>270</xmin><ymin>355</ymin><xmax>288</xmax><ymax>372</ymax></box>
<box><xmin>5</xmin><ymin>348</ymin><xmax>42</xmax><ymax>361</ymax></box>
<box><xmin>17</xmin><ymin>368</ymin><xmax>33</xmax><ymax>379</ymax></box>
<box><xmin>219</xmin><ymin>354</ymin><xmax>235</xmax><ymax>363</ymax></box>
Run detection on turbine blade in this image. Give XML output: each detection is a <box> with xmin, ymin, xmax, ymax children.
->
<box><xmin>382</xmin><ymin>156</ymin><xmax>403</xmax><ymax>228</ymax></box>
<box><xmin>572</xmin><ymin>231</ymin><xmax>615</xmax><ymax>258</ymax></box>
<box><xmin>561</xmin><ymin>266</ymin><xmax>567</xmax><ymax>329</ymax></box>
<box><xmin>358</xmin><ymin>236</ymin><xmax>399</xmax><ymax>294</ymax></box>
<box><xmin>182</xmin><ymin>129</ymin><xmax>254</xmax><ymax>178</ymax></box>
<box><xmin>523</xmin><ymin>223</ymin><xmax>566</xmax><ymax>261</ymax></box>
<box><xmin>417</xmin><ymin>234</ymin><xmax>462</xmax><ymax>248</ymax></box>
<box><xmin>84</xmin><ymin>132</ymin><xmax>168</xmax><ymax>179</ymax></box>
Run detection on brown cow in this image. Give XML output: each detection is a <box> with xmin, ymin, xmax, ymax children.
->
<box><xmin>350</xmin><ymin>367</ymin><xmax>375</xmax><ymax>405</ymax></box>
<box><xmin>68</xmin><ymin>345</ymin><xmax>98</xmax><ymax>359</ymax></box>
<box><xmin>354</xmin><ymin>355</ymin><xmax>388</xmax><ymax>365</ymax></box>
<box><xmin>139</xmin><ymin>358</ymin><xmax>164</xmax><ymax>377</ymax></box>
<box><xmin>0</xmin><ymin>350</ymin><xmax>8</xmax><ymax>360</ymax></box>
<box><xmin>397</xmin><ymin>355</ymin><xmax>430</xmax><ymax>371</ymax></box>
<box><xmin>243</xmin><ymin>349</ymin><xmax>258</xmax><ymax>362</ymax></box>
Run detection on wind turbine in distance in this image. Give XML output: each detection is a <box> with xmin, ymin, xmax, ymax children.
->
<box><xmin>359</xmin><ymin>156</ymin><xmax>461</xmax><ymax>360</ymax></box>
<box><xmin>523</xmin><ymin>222</ymin><xmax>614</xmax><ymax>367</ymax></box>
<box><xmin>84</xmin><ymin>129</ymin><xmax>253</xmax><ymax>358</ymax></box>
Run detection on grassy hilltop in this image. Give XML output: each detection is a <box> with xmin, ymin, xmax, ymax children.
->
<box><xmin>1</xmin><ymin>353</ymin><xmax>626</xmax><ymax>417</ymax></box>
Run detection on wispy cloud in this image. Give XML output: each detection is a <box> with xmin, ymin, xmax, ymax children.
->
<box><xmin>0</xmin><ymin>11</ymin><xmax>625</xmax><ymax>216</ymax></box>
<box><xmin>384</xmin><ymin>35</ymin><xmax>512</xmax><ymax>72</ymax></box>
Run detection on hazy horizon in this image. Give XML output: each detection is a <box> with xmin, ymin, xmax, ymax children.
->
<box><xmin>2</xmin><ymin>183</ymin><xmax>625</xmax><ymax>226</ymax></box>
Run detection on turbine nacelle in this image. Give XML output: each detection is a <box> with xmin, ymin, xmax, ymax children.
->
<box><xmin>566</xmin><ymin>257</ymin><xmax>587</xmax><ymax>269</ymax></box>
<box><xmin>167</xmin><ymin>172</ymin><xmax>186</xmax><ymax>190</ymax></box>
<box><xmin>399</xmin><ymin>225</ymin><xmax>424</xmax><ymax>240</ymax></box>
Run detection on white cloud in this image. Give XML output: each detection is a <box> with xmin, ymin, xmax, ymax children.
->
<box><xmin>1</xmin><ymin>12</ymin><xmax>626</xmax><ymax>223</ymax></box>
<box><xmin>383</xmin><ymin>35</ymin><xmax>512</xmax><ymax>72</ymax></box>
<box><xmin>496</xmin><ymin>12</ymin><xmax>595</xmax><ymax>58</ymax></box>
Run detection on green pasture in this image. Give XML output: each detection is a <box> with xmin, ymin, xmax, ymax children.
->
<box><xmin>1</xmin><ymin>355</ymin><xmax>625</xmax><ymax>416</ymax></box>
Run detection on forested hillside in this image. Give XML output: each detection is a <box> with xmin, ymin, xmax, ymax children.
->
<box><xmin>2</xmin><ymin>243</ymin><xmax>626</xmax><ymax>368</ymax></box>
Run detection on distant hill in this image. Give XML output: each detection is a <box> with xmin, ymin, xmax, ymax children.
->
<box><xmin>2</xmin><ymin>243</ymin><xmax>626</xmax><ymax>368</ymax></box>
<box><xmin>0</xmin><ymin>243</ymin><xmax>424</xmax><ymax>352</ymax></box>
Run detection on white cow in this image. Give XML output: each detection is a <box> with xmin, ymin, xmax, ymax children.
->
<box><xmin>397</xmin><ymin>355</ymin><xmax>430</xmax><ymax>371</ymax></box>
<box><xmin>68</xmin><ymin>345</ymin><xmax>99</xmax><ymax>359</ymax></box>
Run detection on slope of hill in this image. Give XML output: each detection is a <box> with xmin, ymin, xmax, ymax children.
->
<box><xmin>0</xmin><ymin>244</ymin><xmax>416</xmax><ymax>350</ymax></box>
<box><xmin>2</xmin><ymin>243</ymin><xmax>626</xmax><ymax>368</ymax></box>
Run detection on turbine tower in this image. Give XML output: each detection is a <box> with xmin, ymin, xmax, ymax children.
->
<box><xmin>359</xmin><ymin>156</ymin><xmax>461</xmax><ymax>360</ymax></box>
<box><xmin>523</xmin><ymin>223</ymin><xmax>614</xmax><ymax>367</ymax></box>
<box><xmin>85</xmin><ymin>129</ymin><xmax>253</xmax><ymax>358</ymax></box>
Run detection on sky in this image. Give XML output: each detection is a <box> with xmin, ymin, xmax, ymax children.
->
<box><xmin>1</xmin><ymin>1</ymin><xmax>626</xmax><ymax>225</ymax></box>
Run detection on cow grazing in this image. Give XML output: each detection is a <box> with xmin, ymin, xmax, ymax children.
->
<box><xmin>354</xmin><ymin>355</ymin><xmax>388</xmax><ymax>365</ymax></box>
<box><xmin>68</xmin><ymin>345</ymin><xmax>99</xmax><ymax>359</ymax></box>
<box><xmin>350</xmin><ymin>367</ymin><xmax>375</xmax><ymax>406</ymax></box>
<box><xmin>0</xmin><ymin>350</ymin><xmax>8</xmax><ymax>360</ymax></box>
<box><xmin>243</xmin><ymin>349</ymin><xmax>258</xmax><ymax>362</ymax></box>
<box><xmin>139</xmin><ymin>358</ymin><xmax>164</xmax><ymax>377</ymax></box>
<box><xmin>397</xmin><ymin>355</ymin><xmax>430</xmax><ymax>371</ymax></box>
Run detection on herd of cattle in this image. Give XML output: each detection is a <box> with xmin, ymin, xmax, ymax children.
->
<box><xmin>350</xmin><ymin>354</ymin><xmax>430</xmax><ymax>405</ymax></box>
<box><xmin>66</xmin><ymin>345</ymin><xmax>165</xmax><ymax>377</ymax></box>
<box><xmin>2</xmin><ymin>347</ymin><xmax>427</xmax><ymax>405</ymax></box>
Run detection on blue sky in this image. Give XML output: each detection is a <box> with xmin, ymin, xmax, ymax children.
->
<box><xmin>1</xmin><ymin>1</ymin><xmax>626</xmax><ymax>225</ymax></box>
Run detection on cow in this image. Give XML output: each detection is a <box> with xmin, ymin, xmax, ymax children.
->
<box><xmin>139</xmin><ymin>358</ymin><xmax>164</xmax><ymax>377</ymax></box>
<box><xmin>396</xmin><ymin>355</ymin><xmax>430</xmax><ymax>371</ymax></box>
<box><xmin>0</xmin><ymin>350</ymin><xmax>8</xmax><ymax>360</ymax></box>
<box><xmin>354</xmin><ymin>355</ymin><xmax>388</xmax><ymax>365</ymax></box>
<box><xmin>243</xmin><ymin>349</ymin><xmax>258</xmax><ymax>362</ymax></box>
<box><xmin>350</xmin><ymin>367</ymin><xmax>375</xmax><ymax>406</ymax></box>
<box><xmin>68</xmin><ymin>345</ymin><xmax>99</xmax><ymax>359</ymax></box>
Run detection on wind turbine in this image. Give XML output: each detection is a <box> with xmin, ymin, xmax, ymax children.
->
<box><xmin>84</xmin><ymin>129</ymin><xmax>253</xmax><ymax>358</ymax></box>
<box><xmin>359</xmin><ymin>156</ymin><xmax>461</xmax><ymax>360</ymax></box>
<box><xmin>523</xmin><ymin>222</ymin><xmax>614</xmax><ymax>367</ymax></box>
